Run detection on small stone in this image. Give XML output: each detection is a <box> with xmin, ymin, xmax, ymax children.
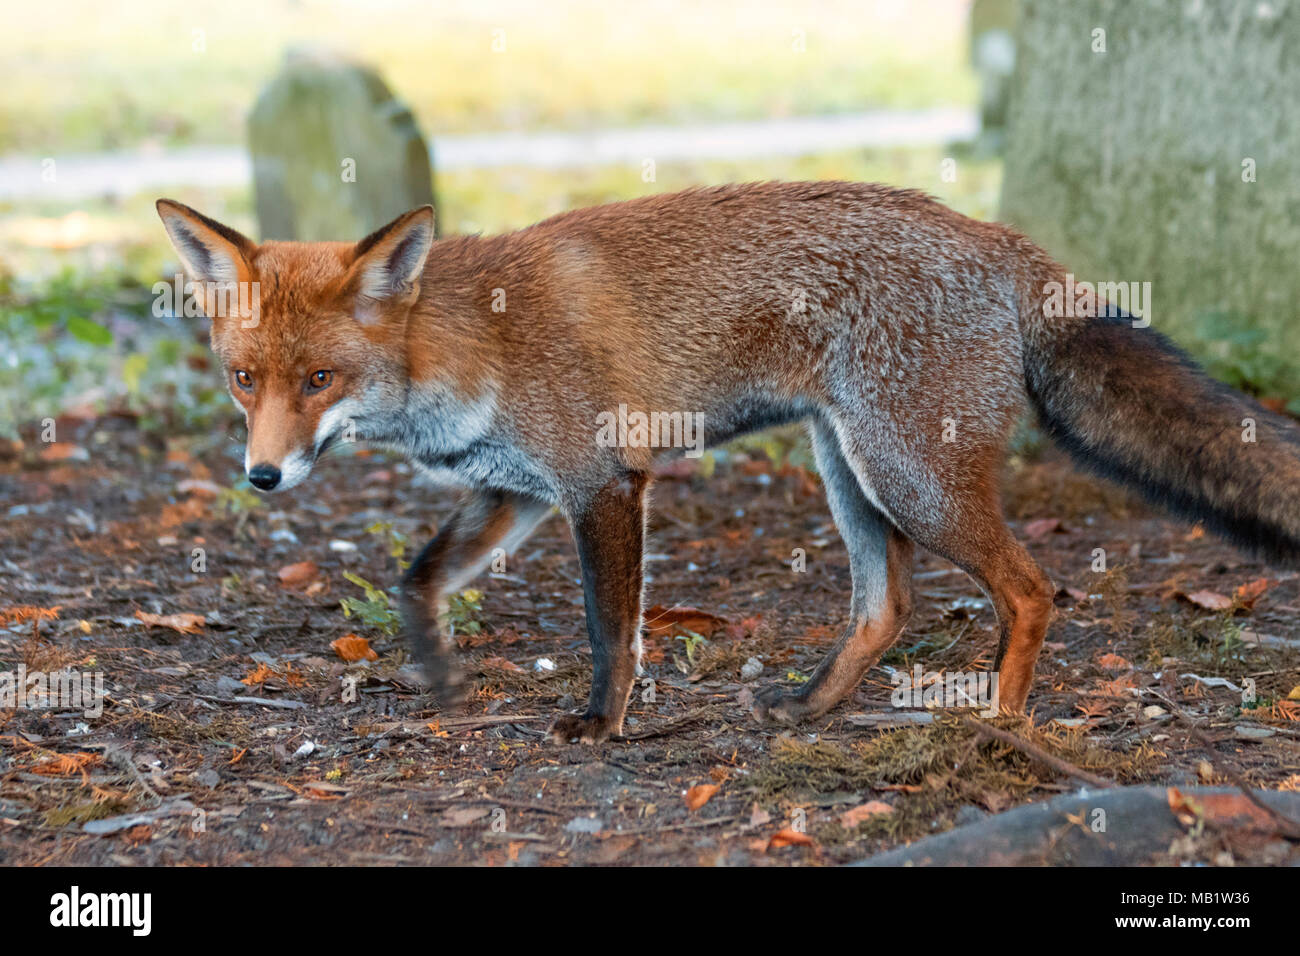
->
<box><xmin>196</xmin><ymin>769</ymin><xmax>221</xmax><ymax>789</ymax></box>
<box><xmin>1234</xmin><ymin>725</ymin><xmax>1276</xmax><ymax>740</ymax></box>
<box><xmin>216</xmin><ymin>676</ymin><xmax>246</xmax><ymax>695</ymax></box>
<box><xmin>740</xmin><ymin>657</ymin><xmax>763</xmax><ymax>681</ymax></box>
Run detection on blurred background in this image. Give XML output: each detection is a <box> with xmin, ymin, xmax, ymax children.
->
<box><xmin>1</xmin><ymin>0</ymin><xmax>1297</xmax><ymax>444</ymax></box>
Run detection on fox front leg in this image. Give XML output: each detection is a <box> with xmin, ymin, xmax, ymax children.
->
<box><xmin>550</xmin><ymin>472</ymin><xmax>650</xmax><ymax>744</ymax></box>
<box><xmin>402</xmin><ymin>489</ymin><xmax>551</xmax><ymax>706</ymax></box>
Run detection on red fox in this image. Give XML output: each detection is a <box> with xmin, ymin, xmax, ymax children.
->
<box><xmin>157</xmin><ymin>182</ymin><xmax>1300</xmax><ymax>743</ymax></box>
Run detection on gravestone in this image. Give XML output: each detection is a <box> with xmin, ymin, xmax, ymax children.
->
<box><xmin>248</xmin><ymin>48</ymin><xmax>438</xmax><ymax>242</ymax></box>
<box><xmin>1001</xmin><ymin>0</ymin><xmax>1300</xmax><ymax>403</ymax></box>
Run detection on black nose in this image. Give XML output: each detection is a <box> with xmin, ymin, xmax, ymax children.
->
<box><xmin>247</xmin><ymin>463</ymin><xmax>281</xmax><ymax>490</ymax></box>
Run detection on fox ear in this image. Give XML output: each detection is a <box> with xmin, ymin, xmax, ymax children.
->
<box><xmin>346</xmin><ymin>206</ymin><xmax>435</xmax><ymax>323</ymax></box>
<box><xmin>155</xmin><ymin>199</ymin><xmax>255</xmax><ymax>286</ymax></box>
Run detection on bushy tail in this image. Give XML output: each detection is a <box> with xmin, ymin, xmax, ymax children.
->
<box><xmin>1016</xmin><ymin>258</ymin><xmax>1300</xmax><ymax>567</ymax></box>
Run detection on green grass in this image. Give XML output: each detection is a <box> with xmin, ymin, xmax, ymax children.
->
<box><xmin>1</xmin><ymin>0</ymin><xmax>977</xmax><ymax>153</ymax></box>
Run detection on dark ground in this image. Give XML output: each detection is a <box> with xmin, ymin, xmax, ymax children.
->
<box><xmin>2</xmin><ymin>412</ymin><xmax>1298</xmax><ymax>866</ymax></box>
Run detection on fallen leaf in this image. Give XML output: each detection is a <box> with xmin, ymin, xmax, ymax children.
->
<box><xmin>1167</xmin><ymin>786</ymin><xmax>1284</xmax><ymax>833</ymax></box>
<box><xmin>241</xmin><ymin>662</ymin><xmax>275</xmax><ymax>686</ymax></box>
<box><xmin>277</xmin><ymin>561</ymin><xmax>320</xmax><ymax>588</ymax></box>
<box><xmin>642</xmin><ymin>604</ymin><xmax>730</xmax><ymax>639</ymax></box>
<box><xmin>301</xmin><ymin>781</ymin><xmax>348</xmax><ymax>800</ymax></box>
<box><xmin>1097</xmin><ymin>652</ymin><xmax>1131</xmax><ymax>670</ymax></box>
<box><xmin>135</xmin><ymin>610</ymin><xmax>205</xmax><ymax>634</ymax></box>
<box><xmin>441</xmin><ymin>806</ymin><xmax>491</xmax><ymax>827</ymax></box>
<box><xmin>876</xmin><ymin>783</ymin><xmax>924</xmax><ymax>794</ymax></box>
<box><xmin>176</xmin><ymin>478</ymin><xmax>223</xmax><ymax>498</ymax></box>
<box><xmin>479</xmin><ymin>655</ymin><xmax>524</xmax><ymax>672</ymax></box>
<box><xmin>39</xmin><ymin>443</ymin><xmax>89</xmax><ymax>462</ymax></box>
<box><xmin>1056</xmin><ymin>587</ymin><xmax>1089</xmax><ymax>605</ymax></box>
<box><xmin>1023</xmin><ymin>517</ymin><xmax>1063</xmax><ymax>539</ymax></box>
<box><xmin>840</xmin><ymin>800</ymin><xmax>894</xmax><ymax>828</ymax></box>
<box><xmin>653</xmin><ymin>458</ymin><xmax>698</xmax><ymax>480</ymax></box>
<box><xmin>1234</xmin><ymin>578</ymin><xmax>1269</xmax><ymax>610</ymax></box>
<box><xmin>330</xmin><ymin>634</ymin><xmax>378</xmax><ymax>662</ymax></box>
<box><xmin>1179</xmin><ymin>589</ymin><xmax>1234</xmax><ymax>612</ymax></box>
<box><xmin>684</xmin><ymin>784</ymin><xmax>720</xmax><ymax>812</ymax></box>
<box><xmin>766</xmin><ymin>828</ymin><xmax>816</xmax><ymax>851</ymax></box>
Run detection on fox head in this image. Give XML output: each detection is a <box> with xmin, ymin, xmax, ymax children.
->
<box><xmin>155</xmin><ymin>200</ymin><xmax>435</xmax><ymax>492</ymax></box>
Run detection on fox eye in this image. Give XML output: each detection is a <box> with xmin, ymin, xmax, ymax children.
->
<box><xmin>234</xmin><ymin>369</ymin><xmax>253</xmax><ymax>391</ymax></box>
<box><xmin>307</xmin><ymin>369</ymin><xmax>333</xmax><ymax>390</ymax></box>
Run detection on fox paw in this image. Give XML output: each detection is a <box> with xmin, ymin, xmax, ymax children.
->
<box><xmin>750</xmin><ymin>685</ymin><xmax>808</xmax><ymax>725</ymax></box>
<box><xmin>549</xmin><ymin>712</ymin><xmax>617</xmax><ymax>744</ymax></box>
<box><xmin>417</xmin><ymin>657</ymin><xmax>467</xmax><ymax>709</ymax></box>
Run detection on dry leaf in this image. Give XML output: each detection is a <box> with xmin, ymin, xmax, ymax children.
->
<box><xmin>176</xmin><ymin>478</ymin><xmax>223</xmax><ymax>498</ymax></box>
<box><xmin>642</xmin><ymin>604</ymin><xmax>729</xmax><ymax>639</ymax></box>
<box><xmin>1167</xmin><ymin>786</ymin><xmax>1283</xmax><ymax>833</ymax></box>
<box><xmin>876</xmin><ymin>783</ymin><xmax>924</xmax><ymax>794</ymax></box>
<box><xmin>840</xmin><ymin>800</ymin><xmax>894</xmax><ymax>828</ymax></box>
<box><xmin>1179</xmin><ymin>590</ymin><xmax>1233</xmax><ymax>612</ymax></box>
<box><xmin>1097</xmin><ymin>652</ymin><xmax>1131</xmax><ymax>670</ymax></box>
<box><xmin>684</xmin><ymin>784</ymin><xmax>720</xmax><ymax>812</ymax></box>
<box><xmin>441</xmin><ymin>806</ymin><xmax>490</xmax><ymax>827</ymax></box>
<box><xmin>302</xmin><ymin>781</ymin><xmax>348</xmax><ymax>800</ymax></box>
<box><xmin>241</xmin><ymin>662</ymin><xmax>274</xmax><ymax>686</ymax></box>
<box><xmin>1023</xmin><ymin>517</ymin><xmax>1063</xmax><ymax>539</ymax></box>
<box><xmin>277</xmin><ymin>561</ymin><xmax>320</xmax><ymax>588</ymax></box>
<box><xmin>766</xmin><ymin>828</ymin><xmax>816</xmax><ymax>851</ymax></box>
<box><xmin>135</xmin><ymin>610</ymin><xmax>205</xmax><ymax>634</ymax></box>
<box><xmin>1234</xmin><ymin>578</ymin><xmax>1269</xmax><ymax>610</ymax></box>
<box><xmin>330</xmin><ymin>634</ymin><xmax>378</xmax><ymax>662</ymax></box>
<box><xmin>480</xmin><ymin>655</ymin><xmax>524</xmax><ymax>672</ymax></box>
<box><xmin>39</xmin><ymin>443</ymin><xmax>88</xmax><ymax>462</ymax></box>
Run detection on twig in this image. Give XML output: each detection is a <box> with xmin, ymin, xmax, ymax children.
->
<box><xmin>195</xmin><ymin>694</ymin><xmax>307</xmax><ymax>710</ymax></box>
<box><xmin>102</xmin><ymin>746</ymin><xmax>161</xmax><ymax>807</ymax></box>
<box><xmin>622</xmin><ymin>704</ymin><xmax>727</xmax><ymax>741</ymax></box>
<box><xmin>959</xmin><ymin>716</ymin><xmax>1114</xmax><ymax>789</ymax></box>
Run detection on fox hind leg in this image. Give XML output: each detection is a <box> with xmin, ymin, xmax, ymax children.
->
<box><xmin>830</xmin><ymin>424</ymin><xmax>1054</xmax><ymax>713</ymax></box>
<box><xmin>752</xmin><ymin>419</ymin><xmax>914</xmax><ymax>724</ymax></box>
